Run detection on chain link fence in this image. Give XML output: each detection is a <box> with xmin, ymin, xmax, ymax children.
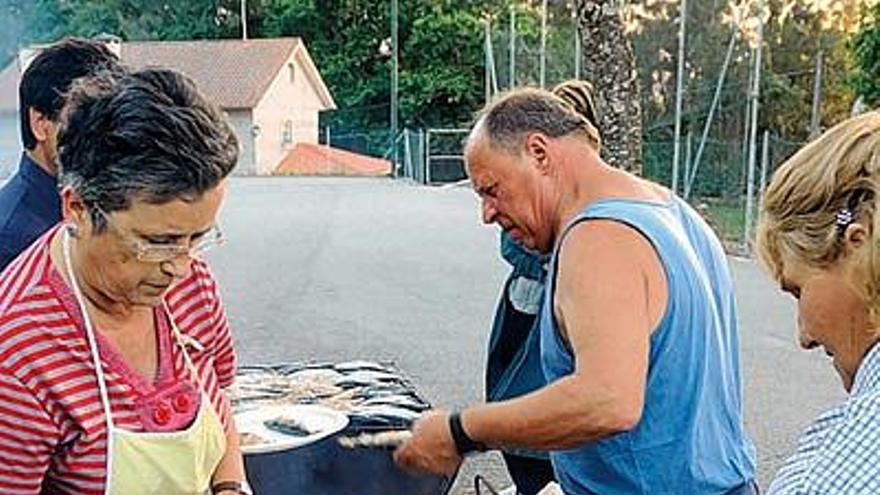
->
<box><xmin>644</xmin><ymin>132</ymin><xmax>804</xmax><ymax>251</ymax></box>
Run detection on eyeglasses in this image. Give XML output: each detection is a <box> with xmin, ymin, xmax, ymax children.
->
<box><xmin>91</xmin><ymin>205</ymin><xmax>226</xmax><ymax>263</ymax></box>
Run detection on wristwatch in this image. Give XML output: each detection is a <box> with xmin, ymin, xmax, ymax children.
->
<box><xmin>448</xmin><ymin>411</ymin><xmax>487</xmax><ymax>455</ymax></box>
<box><xmin>211</xmin><ymin>480</ymin><xmax>253</xmax><ymax>495</ymax></box>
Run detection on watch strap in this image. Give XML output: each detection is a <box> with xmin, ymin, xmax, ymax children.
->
<box><xmin>448</xmin><ymin>411</ymin><xmax>487</xmax><ymax>455</ymax></box>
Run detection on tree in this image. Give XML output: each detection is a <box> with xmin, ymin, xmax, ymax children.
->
<box><xmin>850</xmin><ymin>2</ymin><xmax>880</xmax><ymax>107</ymax></box>
<box><xmin>2</xmin><ymin>0</ymin><xmax>868</xmax><ymax>159</ymax></box>
<box><xmin>261</xmin><ymin>0</ymin><xmax>493</xmax><ymax>131</ymax></box>
<box><xmin>577</xmin><ymin>0</ymin><xmax>644</xmax><ymax>173</ymax></box>
<box><xmin>0</xmin><ymin>0</ymin><xmax>67</xmax><ymax>66</ymax></box>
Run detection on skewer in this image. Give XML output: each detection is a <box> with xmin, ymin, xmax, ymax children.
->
<box><xmin>337</xmin><ymin>430</ymin><xmax>412</xmax><ymax>449</ymax></box>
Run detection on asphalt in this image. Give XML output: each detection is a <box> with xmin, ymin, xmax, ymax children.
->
<box><xmin>206</xmin><ymin>177</ymin><xmax>845</xmax><ymax>494</ymax></box>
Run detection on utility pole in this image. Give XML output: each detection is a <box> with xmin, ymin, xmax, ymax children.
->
<box><xmin>540</xmin><ymin>0</ymin><xmax>548</xmax><ymax>88</ymax></box>
<box><xmin>741</xmin><ymin>50</ymin><xmax>753</xmax><ymax>189</ymax></box>
<box><xmin>485</xmin><ymin>20</ymin><xmax>493</xmax><ymax>103</ymax></box>
<box><xmin>744</xmin><ymin>0</ymin><xmax>765</xmax><ymax>249</ymax></box>
<box><xmin>671</xmin><ymin>0</ymin><xmax>688</xmax><ymax>195</ymax></box>
<box><xmin>390</xmin><ymin>0</ymin><xmax>399</xmax><ymax>177</ymax></box>
<box><xmin>510</xmin><ymin>7</ymin><xmax>516</xmax><ymax>89</ymax></box>
<box><xmin>574</xmin><ymin>5</ymin><xmax>581</xmax><ymax>79</ymax></box>
<box><xmin>759</xmin><ymin>130</ymin><xmax>770</xmax><ymax>210</ymax></box>
<box><xmin>240</xmin><ymin>0</ymin><xmax>248</xmax><ymax>40</ymax></box>
<box><xmin>685</xmin><ymin>130</ymin><xmax>693</xmax><ymax>193</ymax></box>
<box><xmin>810</xmin><ymin>49</ymin><xmax>824</xmax><ymax>139</ymax></box>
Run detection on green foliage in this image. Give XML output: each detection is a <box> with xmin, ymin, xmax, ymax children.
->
<box><xmin>701</xmin><ymin>198</ymin><xmax>746</xmax><ymax>243</ymax></box>
<box><xmin>0</xmin><ymin>0</ymin><xmax>867</xmax><ymax>157</ymax></box>
<box><xmin>401</xmin><ymin>10</ymin><xmax>484</xmax><ymax>126</ymax></box>
<box><xmin>0</xmin><ymin>0</ymin><xmax>241</xmax><ymax>64</ymax></box>
<box><xmin>259</xmin><ymin>0</ymin><xmax>497</xmax><ymax>132</ymax></box>
<box><xmin>850</xmin><ymin>3</ymin><xmax>880</xmax><ymax>106</ymax></box>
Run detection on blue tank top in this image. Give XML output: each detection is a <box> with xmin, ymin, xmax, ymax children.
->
<box><xmin>540</xmin><ymin>197</ymin><xmax>756</xmax><ymax>494</ymax></box>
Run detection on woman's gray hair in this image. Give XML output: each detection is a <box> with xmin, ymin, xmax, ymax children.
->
<box><xmin>58</xmin><ymin>67</ymin><xmax>239</xmax><ymax>230</ymax></box>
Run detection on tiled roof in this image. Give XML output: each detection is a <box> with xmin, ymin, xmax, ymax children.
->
<box><xmin>0</xmin><ymin>37</ymin><xmax>336</xmax><ymax>112</ymax></box>
<box><xmin>121</xmin><ymin>38</ymin><xmax>300</xmax><ymax>109</ymax></box>
<box><xmin>275</xmin><ymin>143</ymin><xmax>391</xmax><ymax>176</ymax></box>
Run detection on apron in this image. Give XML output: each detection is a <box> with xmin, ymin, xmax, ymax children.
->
<box><xmin>62</xmin><ymin>228</ymin><xmax>227</xmax><ymax>495</ymax></box>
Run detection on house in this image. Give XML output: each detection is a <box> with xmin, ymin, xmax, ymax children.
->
<box><xmin>0</xmin><ymin>63</ymin><xmax>19</xmax><ymax>177</ymax></box>
<box><xmin>121</xmin><ymin>38</ymin><xmax>336</xmax><ymax>175</ymax></box>
<box><xmin>0</xmin><ymin>37</ymin><xmax>337</xmax><ymax>176</ymax></box>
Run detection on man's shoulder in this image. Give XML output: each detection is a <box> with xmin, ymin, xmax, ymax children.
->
<box><xmin>0</xmin><ymin>179</ymin><xmax>30</xmax><ymax>268</ymax></box>
<box><xmin>0</xmin><ymin>165</ymin><xmax>60</xmax><ymax>263</ymax></box>
<box><xmin>0</xmin><ymin>172</ymin><xmax>27</xmax><ymax>223</ymax></box>
<box><xmin>0</xmin><ymin>202</ymin><xmax>53</xmax><ymax>269</ymax></box>
<box><xmin>557</xmin><ymin>219</ymin><xmax>660</xmax><ymax>275</ymax></box>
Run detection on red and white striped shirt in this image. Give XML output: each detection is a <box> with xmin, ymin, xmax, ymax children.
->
<box><xmin>0</xmin><ymin>226</ymin><xmax>237</xmax><ymax>494</ymax></box>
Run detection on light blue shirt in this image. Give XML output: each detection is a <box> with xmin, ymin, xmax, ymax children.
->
<box><xmin>540</xmin><ymin>197</ymin><xmax>756</xmax><ymax>494</ymax></box>
<box><xmin>768</xmin><ymin>342</ymin><xmax>880</xmax><ymax>495</ymax></box>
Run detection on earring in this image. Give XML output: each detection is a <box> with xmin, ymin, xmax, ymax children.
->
<box><xmin>66</xmin><ymin>223</ymin><xmax>79</xmax><ymax>238</ymax></box>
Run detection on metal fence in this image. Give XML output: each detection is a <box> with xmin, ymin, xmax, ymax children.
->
<box><xmin>644</xmin><ymin>131</ymin><xmax>804</xmax><ymax>250</ymax></box>
<box><xmin>320</xmin><ymin>110</ymin><xmax>808</xmax><ymax>253</ymax></box>
<box><xmin>389</xmin><ymin>127</ymin><xmax>469</xmax><ymax>185</ymax></box>
<box><xmin>424</xmin><ymin>128</ymin><xmax>469</xmax><ymax>184</ymax></box>
<box><xmin>386</xmin><ymin>126</ymin><xmax>806</xmax><ymax>252</ymax></box>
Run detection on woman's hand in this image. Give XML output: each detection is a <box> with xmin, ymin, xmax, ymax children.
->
<box><xmin>211</xmin><ymin>397</ymin><xmax>247</xmax><ymax>493</ymax></box>
<box><xmin>210</xmin><ymin>480</ymin><xmax>250</xmax><ymax>495</ymax></box>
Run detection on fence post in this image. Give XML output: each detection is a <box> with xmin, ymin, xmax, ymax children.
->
<box><xmin>425</xmin><ymin>130</ymin><xmax>432</xmax><ymax>185</ymax></box>
<box><xmin>419</xmin><ymin>129</ymin><xmax>426</xmax><ymax>184</ymax></box>
<box><xmin>743</xmin><ymin>3</ymin><xmax>765</xmax><ymax>253</ymax></box>
<box><xmin>684</xmin><ymin>131</ymin><xmax>693</xmax><ymax>197</ymax></box>
<box><xmin>758</xmin><ymin>130</ymin><xmax>770</xmax><ymax>211</ymax></box>
<box><xmin>743</xmin><ymin>134</ymin><xmax>759</xmax><ymax>252</ymax></box>
<box><xmin>404</xmin><ymin>128</ymin><xmax>413</xmax><ymax>180</ymax></box>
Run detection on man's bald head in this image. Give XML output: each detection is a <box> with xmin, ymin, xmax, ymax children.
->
<box><xmin>467</xmin><ymin>88</ymin><xmax>600</xmax><ymax>157</ymax></box>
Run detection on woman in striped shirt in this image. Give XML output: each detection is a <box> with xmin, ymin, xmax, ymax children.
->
<box><xmin>757</xmin><ymin>112</ymin><xmax>880</xmax><ymax>494</ymax></box>
<box><xmin>0</xmin><ymin>68</ymin><xmax>248</xmax><ymax>494</ymax></box>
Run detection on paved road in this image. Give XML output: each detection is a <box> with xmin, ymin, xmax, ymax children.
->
<box><xmin>208</xmin><ymin>177</ymin><xmax>844</xmax><ymax>493</ymax></box>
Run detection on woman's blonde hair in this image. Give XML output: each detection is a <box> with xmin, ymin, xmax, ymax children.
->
<box><xmin>757</xmin><ymin>111</ymin><xmax>880</xmax><ymax>315</ymax></box>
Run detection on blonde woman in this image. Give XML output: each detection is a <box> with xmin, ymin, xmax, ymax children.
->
<box><xmin>757</xmin><ymin>111</ymin><xmax>880</xmax><ymax>494</ymax></box>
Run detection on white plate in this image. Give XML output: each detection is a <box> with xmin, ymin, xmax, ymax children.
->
<box><xmin>237</xmin><ymin>404</ymin><xmax>349</xmax><ymax>455</ymax></box>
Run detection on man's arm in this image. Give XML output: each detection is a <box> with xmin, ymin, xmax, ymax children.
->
<box><xmin>395</xmin><ymin>220</ymin><xmax>667</xmax><ymax>474</ymax></box>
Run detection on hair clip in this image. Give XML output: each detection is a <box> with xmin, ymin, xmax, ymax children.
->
<box><xmin>835</xmin><ymin>208</ymin><xmax>855</xmax><ymax>230</ymax></box>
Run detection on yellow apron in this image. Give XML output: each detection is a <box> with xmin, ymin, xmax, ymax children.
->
<box><xmin>63</xmin><ymin>229</ymin><xmax>227</xmax><ymax>495</ymax></box>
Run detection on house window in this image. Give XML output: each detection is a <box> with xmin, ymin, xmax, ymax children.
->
<box><xmin>288</xmin><ymin>62</ymin><xmax>296</xmax><ymax>84</ymax></box>
<box><xmin>282</xmin><ymin>120</ymin><xmax>294</xmax><ymax>144</ymax></box>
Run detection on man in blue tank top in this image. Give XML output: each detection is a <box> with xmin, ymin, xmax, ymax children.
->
<box><xmin>395</xmin><ymin>88</ymin><xmax>756</xmax><ymax>494</ymax></box>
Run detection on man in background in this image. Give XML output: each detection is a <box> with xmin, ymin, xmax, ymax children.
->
<box><xmin>0</xmin><ymin>37</ymin><xmax>119</xmax><ymax>270</ymax></box>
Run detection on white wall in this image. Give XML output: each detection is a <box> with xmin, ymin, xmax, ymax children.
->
<box><xmin>0</xmin><ymin>113</ymin><xmax>20</xmax><ymax>178</ymax></box>
<box><xmin>289</xmin><ymin>49</ymin><xmax>325</xmax><ymax>145</ymax></box>
<box><xmin>252</xmin><ymin>49</ymin><xmax>325</xmax><ymax>175</ymax></box>
<box><xmin>227</xmin><ymin>109</ymin><xmax>257</xmax><ymax>176</ymax></box>
<box><xmin>1</xmin><ymin>110</ymin><xmax>259</xmax><ymax>179</ymax></box>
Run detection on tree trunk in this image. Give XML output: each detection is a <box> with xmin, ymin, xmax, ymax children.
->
<box><xmin>577</xmin><ymin>1</ymin><xmax>643</xmax><ymax>174</ymax></box>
